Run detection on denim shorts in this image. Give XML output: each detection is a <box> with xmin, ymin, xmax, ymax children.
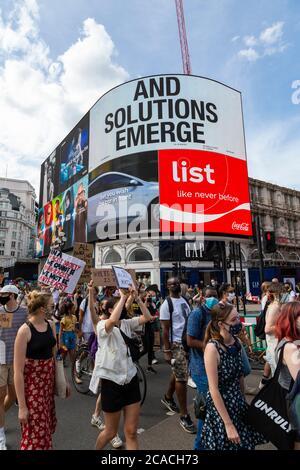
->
<box><xmin>62</xmin><ymin>331</ymin><xmax>76</xmax><ymax>350</ymax></box>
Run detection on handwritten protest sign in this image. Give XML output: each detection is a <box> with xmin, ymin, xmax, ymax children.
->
<box><xmin>38</xmin><ymin>249</ymin><xmax>86</xmax><ymax>293</ymax></box>
<box><xmin>112</xmin><ymin>266</ymin><xmax>135</xmax><ymax>289</ymax></box>
<box><xmin>91</xmin><ymin>269</ymin><xmax>116</xmax><ymax>286</ymax></box>
<box><xmin>91</xmin><ymin>268</ymin><xmax>136</xmax><ymax>287</ymax></box>
<box><xmin>73</xmin><ymin>243</ymin><xmax>93</xmax><ymax>284</ymax></box>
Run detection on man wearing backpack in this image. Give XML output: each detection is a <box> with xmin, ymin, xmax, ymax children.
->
<box><xmin>160</xmin><ymin>277</ymin><xmax>196</xmax><ymax>434</ymax></box>
<box><xmin>186</xmin><ymin>287</ymin><xmax>219</xmax><ymax>449</ymax></box>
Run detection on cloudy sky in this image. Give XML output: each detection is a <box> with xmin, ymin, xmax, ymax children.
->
<box><xmin>0</xmin><ymin>0</ymin><xmax>300</xmax><ymax>196</ymax></box>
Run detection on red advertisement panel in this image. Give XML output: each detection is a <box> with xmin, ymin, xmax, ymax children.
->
<box><xmin>159</xmin><ymin>149</ymin><xmax>252</xmax><ymax>236</ymax></box>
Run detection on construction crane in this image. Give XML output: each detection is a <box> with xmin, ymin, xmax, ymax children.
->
<box><xmin>175</xmin><ymin>0</ymin><xmax>192</xmax><ymax>75</ymax></box>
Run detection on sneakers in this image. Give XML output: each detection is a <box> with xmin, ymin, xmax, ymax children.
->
<box><xmin>91</xmin><ymin>414</ymin><xmax>105</xmax><ymax>431</ymax></box>
<box><xmin>0</xmin><ymin>435</ymin><xmax>7</xmax><ymax>451</ymax></box>
<box><xmin>161</xmin><ymin>395</ymin><xmax>179</xmax><ymax>413</ymax></box>
<box><xmin>110</xmin><ymin>434</ymin><xmax>123</xmax><ymax>449</ymax></box>
<box><xmin>187</xmin><ymin>376</ymin><xmax>197</xmax><ymax>389</ymax></box>
<box><xmin>151</xmin><ymin>359</ymin><xmax>158</xmax><ymax>365</ymax></box>
<box><xmin>179</xmin><ymin>414</ymin><xmax>197</xmax><ymax>434</ymax></box>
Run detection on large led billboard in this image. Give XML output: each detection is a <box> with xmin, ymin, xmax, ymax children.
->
<box><xmin>89</xmin><ymin>74</ymin><xmax>252</xmax><ymax>239</ymax></box>
<box><xmin>38</xmin><ymin>74</ymin><xmax>252</xmax><ymax>255</ymax></box>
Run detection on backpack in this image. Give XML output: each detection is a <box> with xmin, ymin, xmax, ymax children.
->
<box><xmin>166</xmin><ymin>296</ymin><xmax>191</xmax><ymax>353</ymax></box>
<box><xmin>119</xmin><ymin>328</ymin><xmax>144</xmax><ymax>362</ymax></box>
<box><xmin>254</xmin><ymin>300</ymin><xmax>270</xmax><ymax>340</ymax></box>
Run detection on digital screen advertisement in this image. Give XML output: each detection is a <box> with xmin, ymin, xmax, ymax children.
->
<box><xmin>38</xmin><ymin>74</ymin><xmax>252</xmax><ymax>254</ymax></box>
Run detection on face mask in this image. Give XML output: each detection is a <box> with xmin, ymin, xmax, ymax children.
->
<box><xmin>205</xmin><ymin>297</ymin><xmax>218</xmax><ymax>310</ymax></box>
<box><xmin>170</xmin><ymin>285</ymin><xmax>181</xmax><ymax>295</ymax></box>
<box><xmin>0</xmin><ymin>296</ymin><xmax>10</xmax><ymax>306</ymax></box>
<box><xmin>228</xmin><ymin>293</ymin><xmax>236</xmax><ymax>302</ymax></box>
<box><xmin>151</xmin><ymin>296</ymin><xmax>156</xmax><ymax>303</ymax></box>
<box><xmin>224</xmin><ymin>321</ymin><xmax>243</xmax><ymax>336</ymax></box>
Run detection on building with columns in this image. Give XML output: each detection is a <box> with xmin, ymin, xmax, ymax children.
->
<box><xmin>0</xmin><ymin>178</ymin><xmax>38</xmax><ymax>281</ymax></box>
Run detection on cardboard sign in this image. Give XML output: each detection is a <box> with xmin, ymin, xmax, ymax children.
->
<box><xmin>73</xmin><ymin>243</ymin><xmax>93</xmax><ymax>284</ymax></box>
<box><xmin>38</xmin><ymin>249</ymin><xmax>86</xmax><ymax>294</ymax></box>
<box><xmin>112</xmin><ymin>266</ymin><xmax>135</xmax><ymax>289</ymax></box>
<box><xmin>91</xmin><ymin>268</ymin><xmax>136</xmax><ymax>287</ymax></box>
<box><xmin>91</xmin><ymin>269</ymin><xmax>117</xmax><ymax>287</ymax></box>
<box><xmin>0</xmin><ymin>313</ymin><xmax>13</xmax><ymax>329</ymax></box>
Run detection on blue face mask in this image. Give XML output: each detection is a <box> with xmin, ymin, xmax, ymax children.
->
<box><xmin>205</xmin><ymin>297</ymin><xmax>218</xmax><ymax>310</ymax></box>
<box><xmin>224</xmin><ymin>321</ymin><xmax>243</xmax><ymax>336</ymax></box>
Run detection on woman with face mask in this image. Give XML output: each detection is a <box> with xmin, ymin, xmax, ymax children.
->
<box><xmin>14</xmin><ymin>291</ymin><xmax>70</xmax><ymax>450</ymax></box>
<box><xmin>201</xmin><ymin>303</ymin><xmax>266</xmax><ymax>450</ymax></box>
<box><xmin>275</xmin><ymin>302</ymin><xmax>300</xmax><ymax>450</ymax></box>
<box><xmin>88</xmin><ymin>281</ymin><xmax>152</xmax><ymax>450</ymax></box>
<box><xmin>218</xmin><ymin>283</ymin><xmax>236</xmax><ymax>305</ymax></box>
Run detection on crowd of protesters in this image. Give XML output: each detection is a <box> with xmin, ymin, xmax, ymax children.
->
<box><xmin>0</xmin><ymin>275</ymin><xmax>299</xmax><ymax>451</ymax></box>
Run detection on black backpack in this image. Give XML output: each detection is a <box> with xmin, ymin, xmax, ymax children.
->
<box><xmin>166</xmin><ymin>296</ymin><xmax>191</xmax><ymax>353</ymax></box>
<box><xmin>254</xmin><ymin>300</ymin><xmax>270</xmax><ymax>340</ymax></box>
<box><xmin>119</xmin><ymin>328</ymin><xmax>144</xmax><ymax>362</ymax></box>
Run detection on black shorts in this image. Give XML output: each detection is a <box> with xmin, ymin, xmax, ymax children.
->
<box><xmin>101</xmin><ymin>374</ymin><xmax>141</xmax><ymax>413</ymax></box>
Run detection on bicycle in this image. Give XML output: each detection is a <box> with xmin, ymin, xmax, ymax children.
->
<box><xmin>71</xmin><ymin>341</ymin><xmax>147</xmax><ymax>405</ymax></box>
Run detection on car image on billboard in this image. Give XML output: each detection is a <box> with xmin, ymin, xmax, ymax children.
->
<box><xmin>88</xmin><ymin>171</ymin><xmax>159</xmax><ymax>241</ymax></box>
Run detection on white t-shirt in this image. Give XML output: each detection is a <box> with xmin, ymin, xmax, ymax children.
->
<box><xmin>89</xmin><ymin>317</ymin><xmax>140</xmax><ymax>392</ymax></box>
<box><xmin>159</xmin><ymin>297</ymin><xmax>191</xmax><ymax>343</ymax></box>
<box><xmin>79</xmin><ymin>298</ymin><xmax>94</xmax><ymax>333</ymax></box>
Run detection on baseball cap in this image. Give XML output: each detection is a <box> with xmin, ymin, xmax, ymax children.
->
<box><xmin>0</xmin><ymin>285</ymin><xmax>20</xmax><ymax>295</ymax></box>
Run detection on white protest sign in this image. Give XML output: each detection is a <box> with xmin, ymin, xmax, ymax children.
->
<box><xmin>112</xmin><ymin>266</ymin><xmax>135</xmax><ymax>289</ymax></box>
<box><xmin>39</xmin><ymin>249</ymin><xmax>86</xmax><ymax>294</ymax></box>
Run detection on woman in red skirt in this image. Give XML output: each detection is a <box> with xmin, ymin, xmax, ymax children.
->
<box><xmin>14</xmin><ymin>291</ymin><xmax>70</xmax><ymax>450</ymax></box>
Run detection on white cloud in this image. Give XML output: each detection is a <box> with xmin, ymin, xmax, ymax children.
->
<box><xmin>260</xmin><ymin>21</ymin><xmax>284</xmax><ymax>45</ymax></box>
<box><xmin>238</xmin><ymin>48</ymin><xmax>259</xmax><ymax>62</ymax></box>
<box><xmin>0</xmin><ymin>0</ymin><xmax>129</xmax><ymax>196</ymax></box>
<box><xmin>243</xmin><ymin>35</ymin><xmax>258</xmax><ymax>47</ymax></box>
<box><xmin>236</xmin><ymin>21</ymin><xmax>287</xmax><ymax>62</ymax></box>
<box><xmin>247</xmin><ymin>116</ymin><xmax>300</xmax><ymax>189</ymax></box>
<box><xmin>231</xmin><ymin>35</ymin><xmax>240</xmax><ymax>42</ymax></box>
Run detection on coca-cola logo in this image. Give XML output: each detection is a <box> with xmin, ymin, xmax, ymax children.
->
<box><xmin>232</xmin><ymin>221</ymin><xmax>249</xmax><ymax>231</ymax></box>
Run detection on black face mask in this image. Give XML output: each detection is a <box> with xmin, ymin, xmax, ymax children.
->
<box><xmin>169</xmin><ymin>285</ymin><xmax>181</xmax><ymax>295</ymax></box>
<box><xmin>0</xmin><ymin>296</ymin><xmax>10</xmax><ymax>306</ymax></box>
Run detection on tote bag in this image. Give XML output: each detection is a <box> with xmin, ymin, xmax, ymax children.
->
<box><xmin>246</xmin><ymin>341</ymin><xmax>294</xmax><ymax>450</ymax></box>
<box><xmin>55</xmin><ymin>358</ymin><xmax>67</xmax><ymax>398</ymax></box>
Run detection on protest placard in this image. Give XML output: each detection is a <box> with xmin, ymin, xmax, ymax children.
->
<box><xmin>91</xmin><ymin>269</ymin><xmax>117</xmax><ymax>286</ymax></box>
<box><xmin>91</xmin><ymin>268</ymin><xmax>136</xmax><ymax>287</ymax></box>
<box><xmin>38</xmin><ymin>249</ymin><xmax>86</xmax><ymax>293</ymax></box>
<box><xmin>112</xmin><ymin>266</ymin><xmax>135</xmax><ymax>289</ymax></box>
<box><xmin>73</xmin><ymin>243</ymin><xmax>93</xmax><ymax>284</ymax></box>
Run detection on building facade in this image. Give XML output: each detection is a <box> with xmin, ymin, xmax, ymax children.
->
<box><xmin>0</xmin><ymin>178</ymin><xmax>37</xmax><ymax>272</ymax></box>
<box><xmin>93</xmin><ymin>177</ymin><xmax>300</xmax><ymax>296</ymax></box>
<box><xmin>241</xmin><ymin>177</ymin><xmax>300</xmax><ymax>295</ymax></box>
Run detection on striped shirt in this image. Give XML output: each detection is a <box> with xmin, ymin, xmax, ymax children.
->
<box><xmin>0</xmin><ymin>306</ymin><xmax>28</xmax><ymax>364</ymax></box>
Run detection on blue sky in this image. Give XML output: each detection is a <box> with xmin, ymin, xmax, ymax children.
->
<box><xmin>0</xmin><ymin>0</ymin><xmax>300</xmax><ymax>194</ymax></box>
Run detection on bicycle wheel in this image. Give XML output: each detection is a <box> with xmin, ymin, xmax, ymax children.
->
<box><xmin>71</xmin><ymin>347</ymin><xmax>94</xmax><ymax>394</ymax></box>
<box><xmin>135</xmin><ymin>362</ymin><xmax>147</xmax><ymax>406</ymax></box>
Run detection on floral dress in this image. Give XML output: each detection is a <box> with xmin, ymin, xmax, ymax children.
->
<box><xmin>201</xmin><ymin>340</ymin><xmax>266</xmax><ymax>450</ymax></box>
<box><xmin>21</xmin><ymin>358</ymin><xmax>57</xmax><ymax>450</ymax></box>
